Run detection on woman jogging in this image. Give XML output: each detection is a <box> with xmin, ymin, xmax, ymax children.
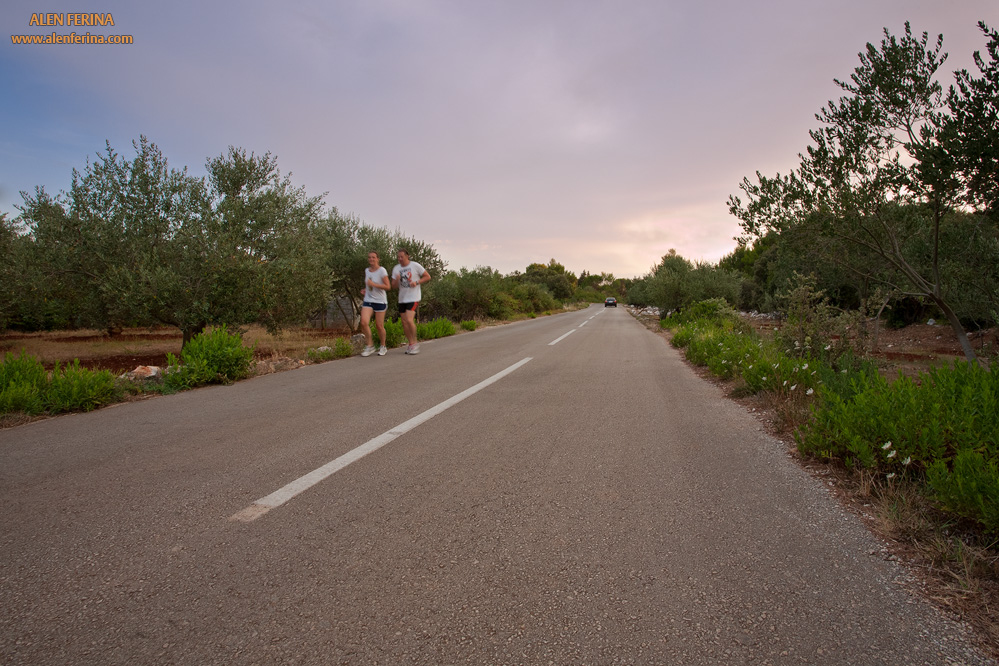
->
<box><xmin>391</xmin><ymin>248</ymin><xmax>431</xmax><ymax>355</ymax></box>
<box><xmin>360</xmin><ymin>251</ymin><xmax>391</xmax><ymax>357</ymax></box>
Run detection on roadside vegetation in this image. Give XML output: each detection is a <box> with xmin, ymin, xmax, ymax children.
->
<box><xmin>659</xmin><ymin>296</ymin><xmax>998</xmax><ymax>649</ymax></box>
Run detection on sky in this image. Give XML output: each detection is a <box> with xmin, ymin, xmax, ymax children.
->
<box><xmin>1</xmin><ymin>1</ymin><xmax>994</xmax><ymax>279</ymax></box>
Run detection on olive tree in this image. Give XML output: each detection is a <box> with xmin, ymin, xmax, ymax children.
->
<box><xmin>730</xmin><ymin>23</ymin><xmax>998</xmax><ymax>364</ymax></box>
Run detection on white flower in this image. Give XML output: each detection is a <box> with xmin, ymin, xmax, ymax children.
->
<box><xmin>902</xmin><ymin>457</ymin><xmax>911</xmax><ymax>466</ymax></box>
<box><xmin>783</xmin><ymin>380</ymin><xmax>788</xmax><ymax>386</ymax></box>
<box><xmin>841</xmin><ymin>369</ymin><xmax>848</xmax><ymax>374</ymax></box>
<box><xmin>806</xmin><ymin>388</ymin><xmax>814</xmax><ymax>395</ymax></box>
<box><xmin>886</xmin><ymin>472</ymin><xmax>896</xmax><ymax>479</ymax></box>
<box><xmin>824</xmin><ymin>344</ymin><xmax>831</xmax><ymax>351</ymax></box>
<box><xmin>762</xmin><ymin>376</ymin><xmax>767</xmax><ymax>381</ymax></box>
<box><xmin>882</xmin><ymin>441</ymin><xmax>892</xmax><ymax>450</ymax></box>
<box><xmin>887</xmin><ymin>450</ymin><xmax>897</xmax><ymax>459</ymax></box>
<box><xmin>802</xmin><ymin>363</ymin><xmax>808</xmax><ymax>370</ymax></box>
<box><xmin>790</xmin><ymin>384</ymin><xmax>797</xmax><ymax>391</ymax></box>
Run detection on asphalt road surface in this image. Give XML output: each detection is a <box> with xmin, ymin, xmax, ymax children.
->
<box><xmin>1</xmin><ymin>305</ymin><xmax>993</xmax><ymax>665</ymax></box>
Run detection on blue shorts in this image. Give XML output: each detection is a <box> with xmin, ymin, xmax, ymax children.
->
<box><xmin>399</xmin><ymin>301</ymin><xmax>420</xmax><ymax>313</ymax></box>
<box><xmin>362</xmin><ymin>301</ymin><xmax>387</xmax><ymax>312</ymax></box>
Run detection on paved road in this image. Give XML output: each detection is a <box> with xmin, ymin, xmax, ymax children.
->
<box><xmin>1</xmin><ymin>305</ymin><xmax>992</xmax><ymax>665</ymax></box>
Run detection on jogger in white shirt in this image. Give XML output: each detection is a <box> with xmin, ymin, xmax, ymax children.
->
<box><xmin>391</xmin><ymin>248</ymin><xmax>432</xmax><ymax>355</ymax></box>
<box><xmin>360</xmin><ymin>251</ymin><xmax>391</xmax><ymax>357</ymax></box>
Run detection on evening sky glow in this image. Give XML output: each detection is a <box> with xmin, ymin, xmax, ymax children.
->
<box><xmin>1</xmin><ymin>0</ymin><xmax>994</xmax><ymax>277</ymax></box>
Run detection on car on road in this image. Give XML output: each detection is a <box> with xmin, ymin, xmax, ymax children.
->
<box><xmin>604</xmin><ymin>297</ymin><xmax>617</xmax><ymax>307</ymax></box>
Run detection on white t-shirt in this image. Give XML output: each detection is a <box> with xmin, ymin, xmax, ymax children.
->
<box><xmin>392</xmin><ymin>261</ymin><xmax>425</xmax><ymax>303</ymax></box>
<box><xmin>364</xmin><ymin>266</ymin><xmax>389</xmax><ymax>304</ymax></box>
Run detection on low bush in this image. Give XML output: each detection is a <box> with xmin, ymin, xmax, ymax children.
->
<box><xmin>307</xmin><ymin>346</ymin><xmax>336</xmax><ymax>363</ymax></box>
<box><xmin>333</xmin><ymin>337</ymin><xmax>353</xmax><ymax>358</ymax></box>
<box><xmin>798</xmin><ymin>362</ymin><xmax>998</xmax><ymax>471</ymax></box>
<box><xmin>0</xmin><ymin>351</ymin><xmax>48</xmax><ymax>414</ymax></box>
<box><xmin>417</xmin><ymin>318</ymin><xmax>456</xmax><ymax>340</ymax></box>
<box><xmin>377</xmin><ymin>318</ymin><xmax>406</xmax><ymax>348</ymax></box>
<box><xmin>927</xmin><ymin>450</ymin><xmax>999</xmax><ymax>535</ymax></box>
<box><xmin>307</xmin><ymin>336</ymin><xmax>355</xmax><ymax>362</ymax></box>
<box><xmin>0</xmin><ymin>351</ymin><xmax>118</xmax><ymax>415</ymax></box>
<box><xmin>461</xmin><ymin>320</ymin><xmax>477</xmax><ymax>331</ymax></box>
<box><xmin>164</xmin><ymin>326</ymin><xmax>254</xmax><ymax>390</ymax></box>
<box><xmin>46</xmin><ymin>360</ymin><xmax>117</xmax><ymax>413</ymax></box>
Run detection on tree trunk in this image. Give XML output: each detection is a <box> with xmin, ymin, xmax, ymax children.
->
<box><xmin>871</xmin><ymin>294</ymin><xmax>891</xmax><ymax>353</ymax></box>
<box><xmin>929</xmin><ymin>296</ymin><xmax>982</xmax><ymax>366</ymax></box>
<box><xmin>181</xmin><ymin>323</ymin><xmax>207</xmax><ymax>350</ymax></box>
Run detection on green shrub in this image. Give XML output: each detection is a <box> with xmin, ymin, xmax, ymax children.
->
<box><xmin>798</xmin><ymin>362</ymin><xmax>998</xmax><ymax>472</ymax></box>
<box><xmin>417</xmin><ymin>318</ymin><xmax>456</xmax><ymax>340</ymax></box>
<box><xmin>927</xmin><ymin>450</ymin><xmax>999</xmax><ymax>535</ymax></box>
<box><xmin>334</xmin><ymin>337</ymin><xmax>353</xmax><ymax>358</ymax></box>
<box><xmin>307</xmin><ymin>346</ymin><xmax>336</xmax><ymax>363</ymax></box>
<box><xmin>662</xmin><ymin>297</ymin><xmax>739</xmax><ymax>328</ymax></box>
<box><xmin>163</xmin><ymin>353</ymin><xmax>208</xmax><ymax>391</ymax></box>
<box><xmin>488</xmin><ymin>292</ymin><xmax>518</xmax><ymax>320</ymax></box>
<box><xmin>461</xmin><ymin>320</ymin><xmax>477</xmax><ymax>331</ymax></box>
<box><xmin>309</xmin><ymin>337</ymin><xmax>354</xmax><ymax>362</ymax></box>
<box><xmin>0</xmin><ymin>351</ymin><xmax>119</xmax><ymax>415</ymax></box>
<box><xmin>45</xmin><ymin>360</ymin><xmax>117</xmax><ymax>413</ymax></box>
<box><xmin>512</xmin><ymin>282</ymin><xmax>558</xmax><ymax>313</ymax></box>
<box><xmin>164</xmin><ymin>325</ymin><xmax>254</xmax><ymax>389</ymax></box>
<box><xmin>379</xmin><ymin>318</ymin><xmax>406</xmax><ymax>348</ymax></box>
<box><xmin>0</xmin><ymin>350</ymin><xmax>48</xmax><ymax>393</ymax></box>
<box><xmin>0</xmin><ymin>380</ymin><xmax>45</xmax><ymax>415</ymax></box>
<box><xmin>0</xmin><ymin>352</ymin><xmax>48</xmax><ymax>414</ymax></box>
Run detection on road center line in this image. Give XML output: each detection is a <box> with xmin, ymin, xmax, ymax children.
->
<box><xmin>231</xmin><ymin>357</ymin><xmax>534</xmax><ymax>523</ymax></box>
<box><xmin>548</xmin><ymin>329</ymin><xmax>576</xmax><ymax>346</ymax></box>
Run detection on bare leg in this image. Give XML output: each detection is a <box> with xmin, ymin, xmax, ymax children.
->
<box><xmin>360</xmin><ymin>307</ymin><xmax>374</xmax><ymax>347</ymax></box>
<box><xmin>375</xmin><ymin>310</ymin><xmax>387</xmax><ymax>347</ymax></box>
<box><xmin>401</xmin><ymin>310</ymin><xmax>418</xmax><ymax>345</ymax></box>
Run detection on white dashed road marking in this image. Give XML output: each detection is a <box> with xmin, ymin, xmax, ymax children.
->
<box><xmin>231</xmin><ymin>357</ymin><xmax>534</xmax><ymax>522</ymax></box>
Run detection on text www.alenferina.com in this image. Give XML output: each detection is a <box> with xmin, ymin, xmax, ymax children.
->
<box><xmin>11</xmin><ymin>13</ymin><xmax>133</xmax><ymax>45</ymax></box>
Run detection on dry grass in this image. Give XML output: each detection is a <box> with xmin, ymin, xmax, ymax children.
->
<box><xmin>818</xmin><ymin>466</ymin><xmax>999</xmax><ymax>657</ymax></box>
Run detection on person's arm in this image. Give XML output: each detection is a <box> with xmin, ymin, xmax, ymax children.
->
<box><xmin>416</xmin><ymin>268</ymin><xmax>431</xmax><ymax>285</ymax></box>
<box><xmin>391</xmin><ymin>267</ymin><xmax>400</xmax><ymax>290</ymax></box>
<box><xmin>376</xmin><ymin>270</ymin><xmax>391</xmax><ymax>291</ymax></box>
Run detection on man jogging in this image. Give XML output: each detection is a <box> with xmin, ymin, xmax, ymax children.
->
<box><xmin>391</xmin><ymin>248</ymin><xmax>431</xmax><ymax>354</ymax></box>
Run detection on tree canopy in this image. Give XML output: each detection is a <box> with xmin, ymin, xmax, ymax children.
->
<box><xmin>729</xmin><ymin>22</ymin><xmax>999</xmax><ymax>364</ymax></box>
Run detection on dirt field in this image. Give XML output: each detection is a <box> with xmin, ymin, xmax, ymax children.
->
<box><xmin>743</xmin><ymin>316</ymin><xmax>996</xmax><ymax>375</ymax></box>
<box><xmin>0</xmin><ymin>324</ymin><xmax>355</xmax><ymax>374</ymax></box>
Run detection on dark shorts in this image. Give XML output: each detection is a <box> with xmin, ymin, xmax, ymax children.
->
<box><xmin>362</xmin><ymin>301</ymin><xmax>387</xmax><ymax>312</ymax></box>
<box><xmin>399</xmin><ymin>301</ymin><xmax>420</xmax><ymax>313</ymax></box>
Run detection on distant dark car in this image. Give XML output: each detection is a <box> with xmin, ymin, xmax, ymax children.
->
<box><xmin>604</xmin><ymin>297</ymin><xmax>617</xmax><ymax>307</ymax></box>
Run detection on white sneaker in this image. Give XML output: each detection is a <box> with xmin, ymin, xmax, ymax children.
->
<box><xmin>408</xmin><ymin>343</ymin><xmax>420</xmax><ymax>355</ymax></box>
<box><xmin>361</xmin><ymin>346</ymin><xmax>375</xmax><ymax>357</ymax></box>
<box><xmin>377</xmin><ymin>346</ymin><xmax>387</xmax><ymax>356</ymax></box>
